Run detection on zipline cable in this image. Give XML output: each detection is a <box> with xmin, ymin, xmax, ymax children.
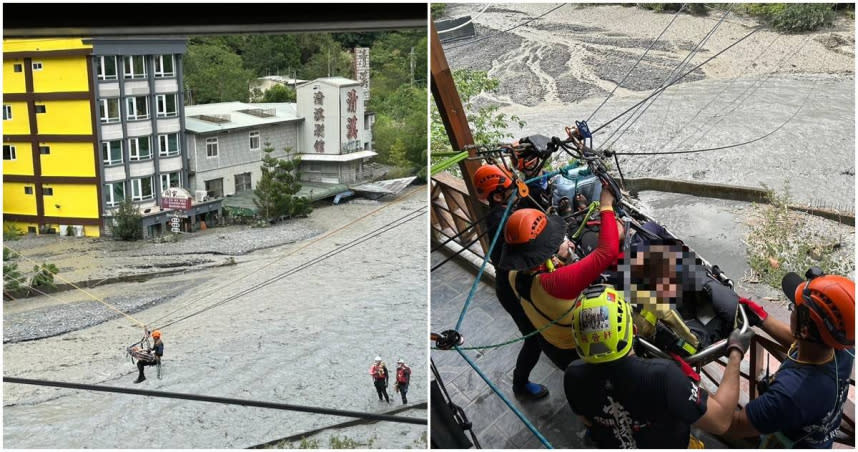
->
<box><xmin>591</xmin><ymin>25</ymin><xmax>761</xmax><ymax>136</ymax></box>
<box><xmin>155</xmin><ymin>207</ymin><xmax>427</xmax><ymax>329</ymax></box>
<box><xmin>445</xmin><ymin>3</ymin><xmax>566</xmax><ymax>51</ymax></box>
<box><xmin>598</xmin><ymin>6</ymin><xmax>733</xmax><ymax>153</ymax></box>
<box><xmin>587</xmin><ymin>3</ymin><xmax>687</xmax><ymax>123</ymax></box>
<box><xmin>147</xmin><ymin>186</ymin><xmax>424</xmax><ymax>327</ymax></box>
<box><xmin>3</xmin><ymin>377</ymin><xmax>425</xmax><ymax>426</ymax></box>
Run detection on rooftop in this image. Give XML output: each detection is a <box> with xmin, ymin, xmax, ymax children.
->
<box><xmin>297</xmin><ymin>150</ymin><xmax>377</xmax><ymax>161</ymax></box>
<box><xmin>184</xmin><ymin>102</ymin><xmax>301</xmax><ymax>134</ymax></box>
<box><xmin>297</xmin><ymin>76</ymin><xmax>360</xmax><ymax>88</ymax></box>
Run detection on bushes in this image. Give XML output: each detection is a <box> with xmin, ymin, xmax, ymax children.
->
<box><xmin>741</xmin><ymin>3</ymin><xmax>836</xmax><ymax>33</ymax></box>
<box><xmin>110</xmin><ymin>199</ymin><xmax>143</xmax><ymax>241</ymax></box>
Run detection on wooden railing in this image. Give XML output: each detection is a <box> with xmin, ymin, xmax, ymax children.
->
<box><xmin>430</xmin><ymin>172</ymin><xmax>487</xmax><ymax>254</ymax></box>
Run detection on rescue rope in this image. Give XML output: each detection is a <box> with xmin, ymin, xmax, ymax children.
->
<box><xmin>3</xmin><ymin>248</ymin><xmax>147</xmax><ymax>328</ymax></box>
<box><xmin>3</xmin><ymin>376</ymin><xmax>425</xmax><ymax>426</ymax></box>
<box><xmin>445</xmin><ymin>3</ymin><xmax>567</xmax><ymax>51</ymax></box>
<box><xmin>147</xmin><ymin>186</ymin><xmax>425</xmax><ymax>328</ymax></box>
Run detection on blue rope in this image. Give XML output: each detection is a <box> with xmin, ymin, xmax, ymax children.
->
<box><xmin>455</xmin><ymin>194</ymin><xmax>517</xmax><ymax>331</ymax></box>
<box><xmin>456</xmin><ymin>347</ymin><xmax>554</xmax><ymax>449</ymax></box>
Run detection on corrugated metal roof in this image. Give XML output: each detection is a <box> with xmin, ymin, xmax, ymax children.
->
<box><xmin>184</xmin><ymin>102</ymin><xmax>301</xmax><ymax>134</ymax></box>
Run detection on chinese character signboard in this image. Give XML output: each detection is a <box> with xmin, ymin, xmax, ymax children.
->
<box><xmin>313</xmin><ymin>89</ymin><xmax>325</xmax><ymax>153</ymax></box>
<box><xmin>353</xmin><ymin>47</ymin><xmax>370</xmax><ymax>106</ymax></box>
<box><xmin>160</xmin><ymin>187</ymin><xmax>193</xmax><ymax>210</ymax></box>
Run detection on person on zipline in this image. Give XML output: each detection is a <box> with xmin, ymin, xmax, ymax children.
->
<box><xmin>564</xmin><ymin>285</ymin><xmax>751</xmax><ymax>448</ymax></box>
<box><xmin>394</xmin><ymin>359</ymin><xmax>411</xmax><ymax>405</ymax></box>
<box><xmin>134</xmin><ymin>330</ymin><xmax>163</xmax><ymax>384</ymax></box>
<box><xmin>472</xmin><ymin>164</ymin><xmax>549</xmax><ymax>400</ymax></box>
<box><xmin>369</xmin><ymin>356</ymin><xmax>390</xmax><ymax>403</ymax></box>
<box><xmin>499</xmin><ymin>183</ymin><xmax>620</xmax><ymax>369</ymax></box>
<box><xmin>725</xmin><ymin>269</ymin><xmax>854</xmax><ymax>448</ymax></box>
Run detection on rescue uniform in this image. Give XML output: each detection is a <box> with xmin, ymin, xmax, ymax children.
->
<box><xmin>370</xmin><ymin>363</ymin><xmax>390</xmax><ymax>403</ymax></box>
<box><xmin>136</xmin><ymin>340</ymin><xmax>163</xmax><ymax>381</ymax></box>
<box><xmin>487</xmin><ymin>202</ymin><xmax>544</xmax><ymax>392</ymax></box>
<box><xmin>507</xmin><ymin>209</ymin><xmax>619</xmax><ymax>369</ymax></box>
<box><xmin>564</xmin><ymin>356</ymin><xmax>709</xmax><ymax>448</ymax></box>
<box><xmin>396</xmin><ymin>365</ymin><xmax>411</xmax><ymax>404</ymax></box>
<box><xmin>745</xmin><ymin>347</ymin><xmax>853</xmax><ymax>448</ymax></box>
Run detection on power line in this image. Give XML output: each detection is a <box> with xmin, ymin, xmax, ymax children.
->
<box><xmin>3</xmin><ymin>376</ymin><xmax>425</xmax><ymax>426</ymax></box>
<box><xmin>445</xmin><ymin>4</ymin><xmax>567</xmax><ymax>51</ymax></box>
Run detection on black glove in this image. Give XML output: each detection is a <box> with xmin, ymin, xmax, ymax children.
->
<box><xmin>726</xmin><ymin>328</ymin><xmax>755</xmax><ymax>357</ymax></box>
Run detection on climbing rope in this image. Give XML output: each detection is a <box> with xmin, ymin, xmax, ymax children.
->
<box><xmin>3</xmin><ymin>248</ymin><xmax>147</xmax><ymax>328</ymax></box>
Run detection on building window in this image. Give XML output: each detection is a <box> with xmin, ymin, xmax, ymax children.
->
<box><xmin>205</xmin><ymin>178</ymin><xmax>223</xmax><ymax>198</ymax></box>
<box><xmin>126</xmin><ymin>96</ymin><xmax>149</xmax><ymax>121</ymax></box>
<box><xmin>102</xmin><ymin>140</ymin><xmax>123</xmax><ymax>165</ymax></box>
<box><xmin>24</xmin><ymin>186</ymin><xmax>33</xmax><ymax>195</ymax></box>
<box><xmin>129</xmin><ymin>136</ymin><xmax>152</xmax><ymax>161</ymax></box>
<box><xmin>160</xmin><ymin>172</ymin><xmax>181</xmax><ymax>192</ymax></box>
<box><xmin>43</xmin><ymin>187</ymin><xmax>54</xmax><ymax>196</ymax></box>
<box><xmin>249</xmin><ymin>131</ymin><xmax>260</xmax><ymax>151</ymax></box>
<box><xmin>35</xmin><ymin>105</ymin><xmax>46</xmax><ymax>114</ymax></box>
<box><xmin>3</xmin><ymin>105</ymin><xmax>10</xmax><ymax>120</ymax></box>
<box><xmin>13</xmin><ymin>64</ymin><xmax>22</xmax><ymax>72</ymax></box>
<box><xmin>156</xmin><ymin>93</ymin><xmax>178</xmax><ymax>118</ymax></box>
<box><xmin>206</xmin><ymin>137</ymin><xmax>218</xmax><ymax>158</ymax></box>
<box><xmin>131</xmin><ymin>176</ymin><xmax>154</xmax><ymax>201</ymax></box>
<box><xmin>158</xmin><ymin>132</ymin><xmax>180</xmax><ymax>157</ymax></box>
<box><xmin>39</xmin><ymin>146</ymin><xmax>51</xmax><ymax>155</ymax></box>
<box><xmin>105</xmin><ymin>182</ymin><xmax>125</xmax><ymax>207</ymax></box>
<box><xmin>154</xmin><ymin>54</ymin><xmax>175</xmax><ymax>78</ymax></box>
<box><xmin>123</xmin><ymin>55</ymin><xmax>147</xmax><ymax>79</ymax></box>
<box><xmin>235</xmin><ymin>172</ymin><xmax>252</xmax><ymax>192</ymax></box>
<box><xmin>96</xmin><ymin>56</ymin><xmax>118</xmax><ymax>80</ymax></box>
<box><xmin>3</xmin><ymin>145</ymin><xmax>16</xmax><ymax>160</ymax></box>
<box><xmin>33</xmin><ymin>62</ymin><xmax>43</xmax><ymax>70</ymax></box>
<box><xmin>99</xmin><ymin>98</ymin><xmax>120</xmax><ymax>123</ymax></box>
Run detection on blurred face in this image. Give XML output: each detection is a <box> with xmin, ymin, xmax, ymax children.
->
<box><xmin>629</xmin><ymin>244</ymin><xmax>679</xmax><ymax>304</ymax></box>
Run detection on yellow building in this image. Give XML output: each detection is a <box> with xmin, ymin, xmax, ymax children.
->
<box><xmin>3</xmin><ymin>38</ymin><xmax>102</xmax><ymax>237</ymax></box>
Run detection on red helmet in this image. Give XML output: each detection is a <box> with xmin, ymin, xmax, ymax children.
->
<box><xmin>473</xmin><ymin>165</ymin><xmax>512</xmax><ymax>200</ymax></box>
<box><xmin>785</xmin><ymin>272</ymin><xmax>854</xmax><ymax>349</ymax></box>
<box><xmin>512</xmin><ymin>148</ymin><xmax>542</xmax><ymax>173</ymax></box>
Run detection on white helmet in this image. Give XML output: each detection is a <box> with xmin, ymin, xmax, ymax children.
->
<box><xmin>374</xmin><ymin>356</ymin><xmax>382</xmax><ymax>362</ymax></box>
<box><xmin>397</xmin><ymin>358</ymin><xmax>404</xmax><ymax>364</ymax></box>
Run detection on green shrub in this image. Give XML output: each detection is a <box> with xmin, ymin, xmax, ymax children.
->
<box><xmin>3</xmin><ymin>224</ymin><xmax>23</xmax><ymax>241</ymax></box>
<box><xmin>431</xmin><ymin>3</ymin><xmax>447</xmax><ymax>18</ymax></box>
<box><xmin>110</xmin><ymin>199</ymin><xmax>143</xmax><ymax>241</ymax></box>
<box><xmin>742</xmin><ymin>3</ymin><xmax>835</xmax><ymax>33</ymax></box>
<box><xmin>637</xmin><ymin>3</ymin><xmax>684</xmax><ymax>13</ymax></box>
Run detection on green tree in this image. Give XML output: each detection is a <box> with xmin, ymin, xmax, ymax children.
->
<box><xmin>110</xmin><ymin>198</ymin><xmax>143</xmax><ymax>241</ymax></box>
<box><xmin>28</xmin><ymin>262</ymin><xmax>59</xmax><ymax>295</ymax></box>
<box><xmin>372</xmin><ymin>85</ymin><xmax>427</xmax><ymax>180</ymax></box>
<box><xmin>430</xmin><ymin>69</ymin><xmax>525</xmax><ymax>159</ymax></box>
<box><xmin>298</xmin><ymin>34</ymin><xmax>354</xmax><ymax>79</ymax></box>
<box><xmin>184</xmin><ymin>43</ymin><xmax>255</xmax><ymax>104</ymax></box>
<box><xmin>254</xmin><ymin>143</ymin><xmax>312</xmax><ymax>222</ymax></box>
<box><xmin>241</xmin><ymin>34</ymin><xmax>301</xmax><ymax>77</ymax></box>
<box><xmin>261</xmin><ymin>84</ymin><xmax>297</xmax><ymax>103</ymax></box>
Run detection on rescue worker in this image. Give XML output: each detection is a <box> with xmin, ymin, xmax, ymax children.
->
<box><xmin>473</xmin><ymin>164</ymin><xmax>549</xmax><ymax>400</ymax></box>
<box><xmin>564</xmin><ymin>285</ymin><xmax>753</xmax><ymax>448</ymax></box>
<box><xmin>134</xmin><ymin>330</ymin><xmax>163</xmax><ymax>383</ymax></box>
<box><xmin>395</xmin><ymin>359</ymin><xmax>411</xmax><ymax>404</ymax></box>
<box><xmin>511</xmin><ymin>134</ymin><xmax>554</xmax><ymax>208</ymax></box>
<box><xmin>727</xmin><ymin>269</ymin><xmax>854</xmax><ymax>448</ymax></box>
<box><xmin>369</xmin><ymin>356</ymin><xmax>390</xmax><ymax>403</ymax></box>
<box><xmin>499</xmin><ymin>184</ymin><xmax>620</xmax><ymax>369</ymax></box>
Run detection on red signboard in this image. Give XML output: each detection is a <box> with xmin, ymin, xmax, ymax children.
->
<box><xmin>161</xmin><ymin>197</ymin><xmax>192</xmax><ymax>210</ymax></box>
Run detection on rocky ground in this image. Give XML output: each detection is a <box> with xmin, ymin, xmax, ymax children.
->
<box><xmin>3</xmin><ymin>188</ymin><xmax>428</xmax><ymax>448</ymax></box>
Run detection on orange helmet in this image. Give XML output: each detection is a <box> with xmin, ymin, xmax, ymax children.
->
<box><xmin>505</xmin><ymin>209</ymin><xmax>548</xmax><ymax>245</ymax></box>
<box><xmin>473</xmin><ymin>165</ymin><xmax>512</xmax><ymax>200</ymax></box>
<box><xmin>512</xmin><ymin>148</ymin><xmax>542</xmax><ymax>174</ymax></box>
<box><xmin>501</xmin><ymin>208</ymin><xmax>565</xmax><ymax>271</ymax></box>
<box><xmin>152</xmin><ymin>330</ymin><xmax>162</xmax><ymax>339</ymax></box>
<box><xmin>783</xmin><ymin>271</ymin><xmax>854</xmax><ymax>349</ymax></box>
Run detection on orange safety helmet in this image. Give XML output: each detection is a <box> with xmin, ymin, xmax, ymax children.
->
<box><xmin>783</xmin><ymin>271</ymin><xmax>854</xmax><ymax>350</ymax></box>
<box><xmin>500</xmin><ymin>208</ymin><xmax>566</xmax><ymax>271</ymax></box>
<box><xmin>152</xmin><ymin>330</ymin><xmax>162</xmax><ymax>339</ymax></box>
<box><xmin>473</xmin><ymin>165</ymin><xmax>513</xmax><ymax>200</ymax></box>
